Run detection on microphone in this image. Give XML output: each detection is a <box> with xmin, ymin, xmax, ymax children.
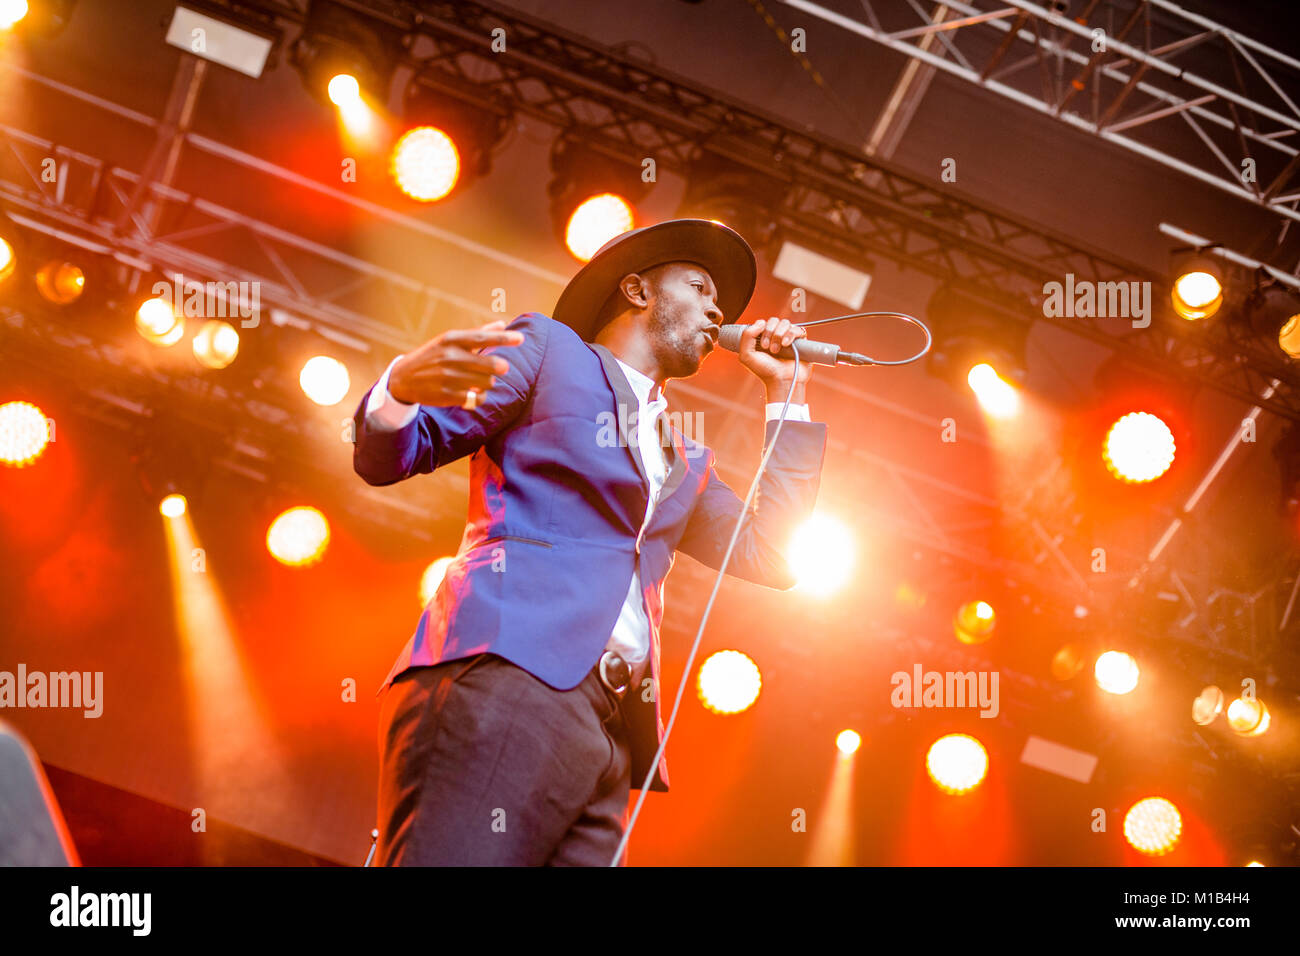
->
<box><xmin>713</xmin><ymin>324</ymin><xmax>870</xmax><ymax>366</ymax></box>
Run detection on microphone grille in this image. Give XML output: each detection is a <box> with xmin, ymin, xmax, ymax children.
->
<box><xmin>716</xmin><ymin>323</ymin><xmax>745</xmax><ymax>352</ymax></box>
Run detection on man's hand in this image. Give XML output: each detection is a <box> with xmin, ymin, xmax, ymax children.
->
<box><xmin>388</xmin><ymin>320</ymin><xmax>525</xmax><ymax>407</ymax></box>
<box><xmin>737</xmin><ymin>317</ymin><xmax>813</xmax><ymax>404</ymax></box>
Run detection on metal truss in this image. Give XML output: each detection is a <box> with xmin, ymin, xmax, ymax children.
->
<box><xmin>784</xmin><ymin>0</ymin><xmax>1300</xmax><ymax>226</ymax></box>
<box><xmin>0</xmin><ymin>300</ymin><xmax>467</xmax><ymax>543</ymax></box>
<box><xmin>218</xmin><ymin>0</ymin><xmax>1300</xmax><ymax>419</ymax></box>
<box><xmin>11</xmin><ymin>0</ymin><xmax>1291</xmax><ymax>420</ymax></box>
<box><xmin>0</xmin><ymin>68</ymin><xmax>1082</xmax><ymax>608</ymax></box>
<box><xmin>0</xmin><ymin>0</ymin><xmax>1293</xmax><ymax>621</ymax></box>
<box><xmin>0</xmin><ymin>123</ymin><xmax>515</xmax><ymax>353</ymax></box>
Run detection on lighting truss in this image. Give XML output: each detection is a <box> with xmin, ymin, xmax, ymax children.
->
<box><xmin>783</xmin><ymin>0</ymin><xmax>1300</xmax><ymax>226</ymax></box>
<box><xmin>0</xmin><ymin>0</ymin><xmax>1293</xmax><ymax>634</ymax></box>
<box><xmin>222</xmin><ymin>0</ymin><xmax>1300</xmax><ymax>419</ymax></box>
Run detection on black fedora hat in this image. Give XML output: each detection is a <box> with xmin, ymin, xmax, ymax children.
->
<box><xmin>551</xmin><ymin>218</ymin><xmax>757</xmax><ymax>342</ymax></box>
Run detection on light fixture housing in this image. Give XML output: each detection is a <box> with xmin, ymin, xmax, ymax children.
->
<box><xmin>1241</xmin><ymin>276</ymin><xmax>1300</xmax><ymax>360</ymax></box>
<box><xmin>924</xmin><ymin>284</ymin><xmax>1028</xmax><ymax>396</ymax></box>
<box><xmin>1169</xmin><ymin>250</ymin><xmax>1225</xmax><ymax>321</ymax></box>
<box><xmin>547</xmin><ymin>136</ymin><xmax>649</xmax><ymax>259</ymax></box>
<box><xmin>401</xmin><ymin>74</ymin><xmax>510</xmax><ymax>184</ymax></box>
<box><xmin>289</xmin><ymin>0</ymin><xmax>404</xmax><ymax>107</ymax></box>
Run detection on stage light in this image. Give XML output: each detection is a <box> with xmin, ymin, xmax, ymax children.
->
<box><xmin>289</xmin><ymin>1</ymin><xmax>402</xmax><ymax>107</ymax></box>
<box><xmin>1103</xmin><ymin>411</ymin><xmax>1175</xmax><ymax>483</ymax></box>
<box><xmin>0</xmin><ymin>0</ymin><xmax>27</xmax><ymax>30</ymax></box>
<box><xmin>395</xmin><ymin>76</ymin><xmax>509</xmax><ymax>201</ymax></box>
<box><xmin>134</xmin><ymin>296</ymin><xmax>184</xmax><ymax>346</ymax></box>
<box><xmin>1192</xmin><ymin>685</ymin><xmax>1224</xmax><ymax>726</ymax></box>
<box><xmin>1094</xmin><ymin>650</ymin><xmax>1139</xmax><ymax>695</ymax></box>
<box><xmin>1226</xmin><ymin>695</ymin><xmax>1270</xmax><ymax>736</ymax></box>
<box><xmin>390</xmin><ymin>127</ymin><xmax>460</xmax><ymax>202</ymax></box>
<box><xmin>696</xmin><ymin>649</ymin><xmax>762</xmax><ymax>715</ymax></box>
<box><xmin>836</xmin><ymin>730</ymin><xmax>861</xmax><ymax>755</ymax></box>
<box><xmin>0</xmin><ymin>209</ymin><xmax>19</xmax><ymax>286</ymax></box>
<box><xmin>0</xmin><ymin>236</ymin><xmax>15</xmax><ymax>285</ymax></box>
<box><xmin>548</xmin><ymin>137</ymin><xmax>648</xmax><ymax>262</ymax></box>
<box><xmin>159</xmin><ymin>493</ymin><xmax>187</xmax><ymax>518</ymax></box>
<box><xmin>565</xmin><ymin>194</ymin><xmax>635</xmax><ymax>263</ymax></box>
<box><xmin>1123</xmin><ymin>797</ymin><xmax>1182</xmax><ymax>856</ymax></box>
<box><xmin>327</xmin><ymin>72</ymin><xmax>360</xmax><ymax>106</ymax></box>
<box><xmin>33</xmin><ymin>260</ymin><xmax>85</xmax><ymax>304</ymax></box>
<box><xmin>1242</xmin><ymin>280</ymin><xmax>1300</xmax><ymax>361</ymax></box>
<box><xmin>787</xmin><ymin>512</ymin><xmax>855</xmax><ymax>595</ymax></box>
<box><xmin>925</xmin><ymin>285</ymin><xmax>1027</xmax><ymax>404</ymax></box>
<box><xmin>299</xmin><ymin>355</ymin><xmax>350</xmax><ymax>406</ymax></box>
<box><xmin>925</xmin><ymin>733</ymin><xmax>988</xmax><ymax>795</ymax></box>
<box><xmin>266</xmin><ymin>506</ymin><xmax>330</xmax><ymax>567</ymax></box>
<box><xmin>966</xmin><ymin>362</ymin><xmax>1020</xmax><ymax>418</ymax></box>
<box><xmin>1170</xmin><ymin>253</ymin><xmax>1223</xmax><ymax>320</ymax></box>
<box><xmin>953</xmin><ymin>599</ymin><xmax>996</xmax><ymax>644</ymax></box>
<box><xmin>1246</xmin><ymin>860</ymin><xmax>1265</xmax><ymax>867</ymax></box>
<box><xmin>192</xmin><ymin>320</ymin><xmax>240</xmax><ymax>370</ymax></box>
<box><xmin>3</xmin><ymin>0</ymin><xmax>73</xmax><ymax>36</ymax></box>
<box><xmin>1050</xmin><ymin>643</ymin><xmax>1085</xmax><ymax>680</ymax></box>
<box><xmin>418</xmin><ymin>556</ymin><xmax>455</xmax><ymax>607</ymax></box>
<box><xmin>0</xmin><ymin>400</ymin><xmax>50</xmax><ymax>467</ymax></box>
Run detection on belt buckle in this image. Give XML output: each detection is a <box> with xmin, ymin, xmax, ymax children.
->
<box><xmin>598</xmin><ymin>650</ymin><xmax>631</xmax><ymax>698</ymax></box>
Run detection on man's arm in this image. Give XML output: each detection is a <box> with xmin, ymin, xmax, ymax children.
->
<box><xmin>351</xmin><ymin>312</ymin><xmax>549</xmax><ymax>487</ymax></box>
<box><xmin>675</xmin><ymin>415</ymin><xmax>828</xmax><ymax>590</ymax></box>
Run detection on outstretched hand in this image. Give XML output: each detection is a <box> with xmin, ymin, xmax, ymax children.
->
<box><xmin>388</xmin><ymin>320</ymin><xmax>525</xmax><ymax>407</ymax></box>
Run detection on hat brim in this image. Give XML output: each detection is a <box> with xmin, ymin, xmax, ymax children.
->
<box><xmin>551</xmin><ymin>219</ymin><xmax>757</xmax><ymax>341</ymax></box>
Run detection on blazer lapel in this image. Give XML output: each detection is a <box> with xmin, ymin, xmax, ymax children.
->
<box><xmin>656</xmin><ymin>414</ymin><xmax>689</xmax><ymax>503</ymax></box>
<box><xmin>587</xmin><ymin>342</ymin><xmax>650</xmax><ymax>491</ymax></box>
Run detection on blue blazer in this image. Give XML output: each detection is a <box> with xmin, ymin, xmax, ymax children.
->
<box><xmin>352</xmin><ymin>312</ymin><xmax>828</xmax><ymax>791</ymax></box>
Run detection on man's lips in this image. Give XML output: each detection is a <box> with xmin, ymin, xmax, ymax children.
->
<box><xmin>700</xmin><ymin>324</ymin><xmax>719</xmax><ymax>350</ymax></box>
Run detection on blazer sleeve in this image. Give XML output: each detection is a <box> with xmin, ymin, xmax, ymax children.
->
<box><xmin>675</xmin><ymin>419</ymin><xmax>828</xmax><ymax>590</ymax></box>
<box><xmin>351</xmin><ymin>312</ymin><xmax>549</xmax><ymax>487</ymax></box>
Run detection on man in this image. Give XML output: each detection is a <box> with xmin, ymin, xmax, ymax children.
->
<box><xmin>352</xmin><ymin>218</ymin><xmax>828</xmax><ymax>865</ymax></box>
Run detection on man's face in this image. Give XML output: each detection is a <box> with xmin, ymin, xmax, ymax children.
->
<box><xmin>642</xmin><ymin>262</ymin><xmax>723</xmax><ymax>379</ymax></box>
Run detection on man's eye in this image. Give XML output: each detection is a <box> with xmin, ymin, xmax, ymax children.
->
<box><xmin>691</xmin><ymin>282</ymin><xmax>705</xmax><ymax>292</ymax></box>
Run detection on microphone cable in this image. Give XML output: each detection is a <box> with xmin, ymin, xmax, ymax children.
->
<box><xmin>609</xmin><ymin>309</ymin><xmax>930</xmax><ymax>865</ymax></box>
<box><xmin>799</xmin><ymin>310</ymin><xmax>933</xmax><ymax>366</ymax></box>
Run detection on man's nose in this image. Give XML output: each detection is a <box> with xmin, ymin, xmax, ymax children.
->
<box><xmin>704</xmin><ymin>302</ymin><xmax>723</xmax><ymax>324</ymax></box>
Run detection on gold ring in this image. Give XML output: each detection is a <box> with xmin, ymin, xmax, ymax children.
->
<box><xmin>462</xmin><ymin>388</ymin><xmax>479</xmax><ymax>411</ymax></box>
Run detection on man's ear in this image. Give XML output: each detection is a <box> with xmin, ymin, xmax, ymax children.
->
<box><xmin>617</xmin><ymin>272</ymin><xmax>652</xmax><ymax>310</ymax></box>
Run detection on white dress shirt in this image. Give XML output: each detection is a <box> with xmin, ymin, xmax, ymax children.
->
<box><xmin>364</xmin><ymin>351</ymin><xmax>811</xmax><ymax>667</ymax></box>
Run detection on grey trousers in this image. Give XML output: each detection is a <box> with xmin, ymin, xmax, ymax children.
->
<box><xmin>375</xmin><ymin>652</ymin><xmax>633</xmax><ymax>866</ymax></box>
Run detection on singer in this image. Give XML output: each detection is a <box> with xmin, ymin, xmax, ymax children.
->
<box><xmin>352</xmin><ymin>218</ymin><xmax>828</xmax><ymax>865</ymax></box>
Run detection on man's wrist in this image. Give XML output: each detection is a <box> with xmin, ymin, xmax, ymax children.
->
<box><xmin>763</xmin><ymin>380</ymin><xmax>807</xmax><ymax>406</ymax></box>
<box><xmin>386</xmin><ymin>357</ymin><xmax>415</xmax><ymax>406</ymax></box>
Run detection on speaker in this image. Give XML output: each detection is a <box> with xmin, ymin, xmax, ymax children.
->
<box><xmin>0</xmin><ymin>719</ymin><xmax>80</xmax><ymax>865</ymax></box>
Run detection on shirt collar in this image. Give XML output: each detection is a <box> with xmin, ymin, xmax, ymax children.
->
<box><xmin>613</xmin><ymin>356</ymin><xmax>664</xmax><ymax>407</ymax></box>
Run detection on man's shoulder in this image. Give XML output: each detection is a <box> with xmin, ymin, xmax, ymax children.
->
<box><xmin>507</xmin><ymin>312</ymin><xmax>575</xmax><ymax>339</ymax></box>
<box><xmin>504</xmin><ymin>312</ymin><xmax>591</xmax><ymax>358</ymax></box>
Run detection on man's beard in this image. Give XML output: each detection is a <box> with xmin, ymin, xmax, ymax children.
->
<box><xmin>647</xmin><ymin>301</ymin><xmax>701</xmax><ymax>379</ymax></box>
